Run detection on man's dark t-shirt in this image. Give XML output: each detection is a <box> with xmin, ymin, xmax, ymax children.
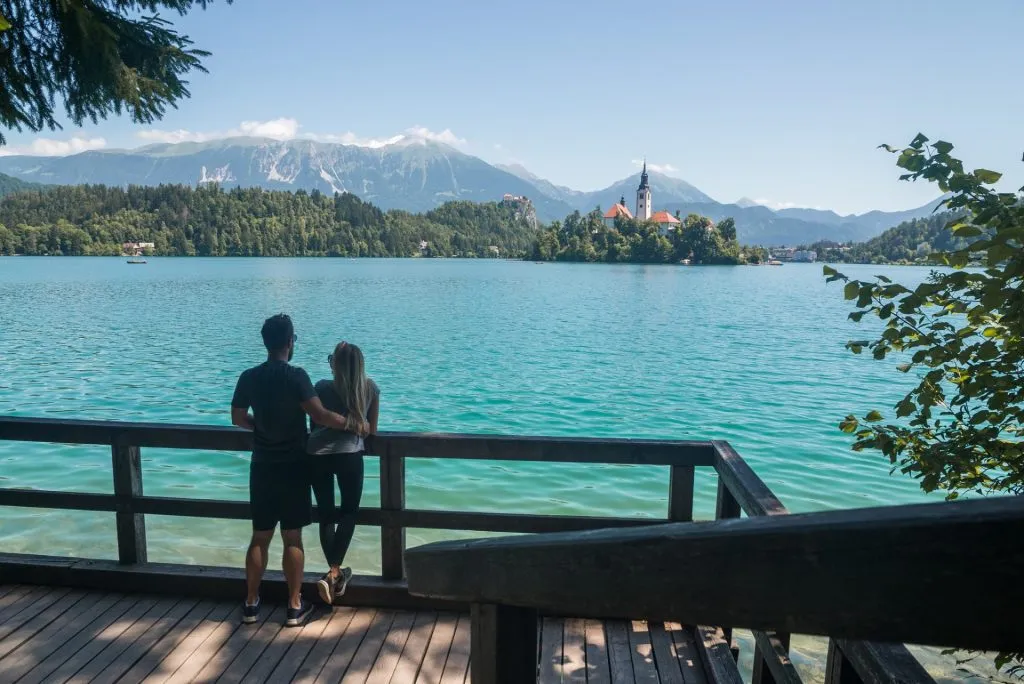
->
<box><xmin>231</xmin><ymin>359</ymin><xmax>316</xmax><ymax>462</ymax></box>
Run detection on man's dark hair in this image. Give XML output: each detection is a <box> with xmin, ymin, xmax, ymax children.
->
<box><xmin>261</xmin><ymin>314</ymin><xmax>294</xmax><ymax>353</ymax></box>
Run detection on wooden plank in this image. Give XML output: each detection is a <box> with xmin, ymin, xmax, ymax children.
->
<box><xmin>62</xmin><ymin>597</ymin><xmax>179</xmax><ymax>684</ymax></box>
<box><xmin>87</xmin><ymin>598</ymin><xmax>197</xmax><ymax>684</ymax></box>
<box><xmin>0</xmin><ymin>417</ymin><xmax>715</xmax><ymax>466</ymax></box>
<box><xmin>562</xmin><ymin>618</ymin><xmax>587</xmax><ymax>683</ymax></box>
<box><xmin>752</xmin><ymin>631</ymin><xmax>801</xmax><ymax>684</ymax></box>
<box><xmin>649</xmin><ymin>622</ymin><xmax>685</xmax><ymax>684</ymax></box>
<box><xmin>192</xmin><ymin>598</ymin><xmax>275</xmax><ymax>682</ymax></box>
<box><xmin>391</xmin><ymin>611</ymin><xmax>438</xmax><ymax>684</ymax></box>
<box><xmin>0</xmin><ymin>589</ymin><xmax>85</xmax><ymax>658</ymax></box>
<box><xmin>439</xmin><ymin>614</ymin><xmax>471</xmax><ymax>684</ymax></box>
<box><xmin>340</xmin><ymin>610</ymin><xmax>396</xmax><ymax>683</ymax></box>
<box><xmin>0</xmin><ymin>586</ymin><xmax>73</xmax><ymax>642</ymax></box>
<box><xmin>583</xmin><ymin>619</ymin><xmax>611</xmax><ymax>684</ymax></box>
<box><xmin>714</xmin><ymin>478</ymin><xmax>741</xmax><ymax>521</ymax></box>
<box><xmin>217</xmin><ymin>604</ymin><xmax>287</xmax><ymax>683</ymax></box>
<box><xmin>380</xmin><ymin>450</ymin><xmax>406</xmax><ymax>580</ymax></box>
<box><xmin>825</xmin><ymin>638</ymin><xmax>861</xmax><ymax>684</ymax></box>
<box><xmin>28</xmin><ymin>594</ymin><xmax>152</xmax><ymax>684</ymax></box>
<box><xmin>242</xmin><ymin>605</ymin><xmax>316</xmax><ymax>682</ymax></box>
<box><xmin>0</xmin><ymin>591</ymin><xmax>111</xmax><ymax>681</ymax></box>
<box><xmin>669</xmin><ymin>465</ymin><xmax>695</xmax><ymax>522</ymax></box>
<box><xmin>627</xmin><ymin>620</ymin><xmax>660</xmax><ymax>684</ymax></box>
<box><xmin>711</xmin><ymin>441</ymin><xmax>787</xmax><ymax>518</ymax></box>
<box><xmin>694</xmin><ymin>626</ymin><xmax>743</xmax><ymax>684</ymax></box>
<box><xmin>315</xmin><ymin>608</ymin><xmax>378</xmax><ymax>683</ymax></box>
<box><xmin>266</xmin><ymin>607</ymin><xmax>339</xmax><ymax>684</ymax></box>
<box><xmin>366</xmin><ymin>609</ymin><xmax>416</xmax><ymax>683</ymax></box>
<box><xmin>538</xmin><ymin>617</ymin><xmax>563</xmax><ymax>684</ymax></box>
<box><xmin>832</xmin><ymin>639</ymin><xmax>932</xmax><ymax>684</ymax></box>
<box><xmin>290</xmin><ymin>606</ymin><xmax>359</xmax><ymax>683</ymax></box>
<box><xmin>108</xmin><ymin>600</ymin><xmax>216</xmax><ymax>683</ymax></box>
<box><xmin>375</xmin><ymin>432</ymin><xmax>715</xmax><ymax>466</ymax></box>
<box><xmin>668</xmin><ymin>623</ymin><xmax>707</xmax><ymax>684</ymax></box>
<box><xmin>146</xmin><ymin>601</ymin><xmax>236</xmax><ymax>683</ymax></box>
<box><xmin>605</xmin><ymin>620</ymin><xmax>635</xmax><ymax>684</ymax></box>
<box><xmin>405</xmin><ymin>495</ymin><xmax>1024</xmax><ymax>652</ymax></box>
<box><xmin>0</xmin><ymin>488</ymin><xmax>118</xmax><ymax>512</ymax></box>
<box><xmin>112</xmin><ymin>443</ymin><xmax>147</xmax><ymax>564</ymax></box>
<box><xmin>0</xmin><ymin>553</ymin><xmax>458</xmax><ymax>612</ymax></box>
<box><xmin>415</xmin><ymin>612</ymin><xmax>458</xmax><ymax>684</ymax></box>
<box><xmin>392</xmin><ymin>508</ymin><xmax>653</xmax><ymax>535</ymax></box>
<box><xmin>0</xmin><ymin>584</ymin><xmax>20</xmax><ymax>601</ymax></box>
<box><xmin>470</xmin><ymin>604</ymin><xmax>538</xmax><ymax>684</ymax></box>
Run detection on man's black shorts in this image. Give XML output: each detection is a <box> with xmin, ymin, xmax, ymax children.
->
<box><xmin>249</xmin><ymin>458</ymin><xmax>312</xmax><ymax>531</ymax></box>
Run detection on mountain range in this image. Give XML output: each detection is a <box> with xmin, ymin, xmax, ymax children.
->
<box><xmin>0</xmin><ymin>136</ymin><xmax>941</xmax><ymax>246</ymax></box>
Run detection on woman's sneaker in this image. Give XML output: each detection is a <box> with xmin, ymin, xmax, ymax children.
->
<box><xmin>316</xmin><ymin>573</ymin><xmax>335</xmax><ymax>605</ymax></box>
<box><xmin>334</xmin><ymin>567</ymin><xmax>353</xmax><ymax>598</ymax></box>
<box><xmin>285</xmin><ymin>599</ymin><xmax>314</xmax><ymax>627</ymax></box>
<box><xmin>242</xmin><ymin>596</ymin><xmax>261</xmax><ymax>624</ymax></box>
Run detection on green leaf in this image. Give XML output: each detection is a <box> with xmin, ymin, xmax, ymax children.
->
<box><xmin>0</xmin><ymin>14</ymin><xmax>9</xmax><ymax>31</ymax></box>
<box><xmin>952</xmin><ymin>224</ymin><xmax>982</xmax><ymax>238</ymax></box>
<box><xmin>848</xmin><ymin>311</ymin><xmax>867</xmax><ymax>322</ymax></box>
<box><xmin>822</xmin><ymin>265</ymin><xmax>837</xmax><ymax>277</ymax></box>
<box><xmin>865</xmin><ymin>410</ymin><xmax>884</xmax><ymax>422</ymax></box>
<box><xmin>843</xmin><ymin>282</ymin><xmax>859</xmax><ymax>300</ymax></box>
<box><xmin>982</xmin><ymin>327</ymin><xmax>1000</xmax><ymax>338</ymax></box>
<box><xmin>839</xmin><ymin>416</ymin><xmax>859</xmax><ymax>433</ymax></box>
<box><xmin>933</xmin><ymin>141</ymin><xmax>954</xmax><ymax>155</ymax></box>
<box><xmin>973</xmin><ymin>169</ymin><xmax>1002</xmax><ymax>184</ymax></box>
<box><xmin>897</xmin><ymin>363</ymin><xmax>912</xmax><ymax>373</ymax></box>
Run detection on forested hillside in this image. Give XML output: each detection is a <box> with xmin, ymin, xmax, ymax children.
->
<box><xmin>0</xmin><ymin>184</ymin><xmax>537</xmax><ymax>257</ymax></box>
<box><xmin>807</xmin><ymin>212</ymin><xmax>967</xmax><ymax>264</ymax></box>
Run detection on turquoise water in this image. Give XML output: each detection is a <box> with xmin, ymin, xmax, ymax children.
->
<box><xmin>0</xmin><ymin>257</ymin><xmax>983</xmax><ymax>681</ymax></box>
<box><xmin>0</xmin><ymin>256</ymin><xmax>937</xmax><ymax>569</ymax></box>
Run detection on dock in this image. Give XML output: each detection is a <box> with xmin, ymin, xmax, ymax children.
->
<box><xmin>0</xmin><ymin>416</ymin><xmax>1020</xmax><ymax>683</ymax></box>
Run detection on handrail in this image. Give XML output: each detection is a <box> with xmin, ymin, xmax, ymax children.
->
<box><xmin>0</xmin><ymin>415</ymin><xmax>708</xmax><ymax>575</ymax></box>
<box><xmin>405</xmin><ymin>495</ymin><xmax>1024</xmax><ymax>651</ymax></box>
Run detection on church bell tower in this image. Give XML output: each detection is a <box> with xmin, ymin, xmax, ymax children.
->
<box><xmin>636</xmin><ymin>160</ymin><xmax>652</xmax><ymax>220</ymax></box>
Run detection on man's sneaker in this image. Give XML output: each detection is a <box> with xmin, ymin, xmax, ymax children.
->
<box><xmin>285</xmin><ymin>599</ymin><xmax>314</xmax><ymax>627</ymax></box>
<box><xmin>333</xmin><ymin>567</ymin><xmax>353</xmax><ymax>599</ymax></box>
<box><xmin>316</xmin><ymin>573</ymin><xmax>334</xmax><ymax>605</ymax></box>
<box><xmin>242</xmin><ymin>597</ymin><xmax>261</xmax><ymax>624</ymax></box>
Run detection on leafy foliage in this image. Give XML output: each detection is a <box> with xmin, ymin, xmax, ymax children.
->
<box><xmin>0</xmin><ymin>1</ymin><xmax>227</xmax><ymax>145</ymax></box>
<box><xmin>805</xmin><ymin>211</ymin><xmax>971</xmax><ymax>264</ymax></box>
<box><xmin>0</xmin><ymin>183</ymin><xmax>538</xmax><ymax>257</ymax></box>
<box><xmin>528</xmin><ymin>210</ymin><xmax>744</xmax><ymax>264</ymax></box>
<box><xmin>827</xmin><ymin>134</ymin><xmax>1023</xmax><ymax>678</ymax></box>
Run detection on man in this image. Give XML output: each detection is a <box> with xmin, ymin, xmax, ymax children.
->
<box><xmin>230</xmin><ymin>313</ymin><xmax>360</xmax><ymax>627</ymax></box>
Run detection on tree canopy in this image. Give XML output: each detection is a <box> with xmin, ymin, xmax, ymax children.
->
<box><xmin>0</xmin><ymin>183</ymin><xmax>538</xmax><ymax>258</ymax></box>
<box><xmin>0</xmin><ymin>0</ymin><xmax>225</xmax><ymax>145</ymax></box>
<box><xmin>828</xmin><ymin>135</ymin><xmax>1023</xmax><ymax>676</ymax></box>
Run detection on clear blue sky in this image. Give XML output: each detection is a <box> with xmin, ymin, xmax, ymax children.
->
<box><xmin>3</xmin><ymin>0</ymin><xmax>1022</xmax><ymax>214</ymax></box>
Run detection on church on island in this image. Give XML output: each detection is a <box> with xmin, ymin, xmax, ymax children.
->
<box><xmin>602</xmin><ymin>162</ymin><xmax>681</xmax><ymax>235</ymax></box>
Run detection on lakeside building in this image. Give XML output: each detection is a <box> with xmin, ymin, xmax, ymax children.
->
<box><xmin>602</xmin><ymin>163</ymin><xmax>683</xmax><ymax>236</ymax></box>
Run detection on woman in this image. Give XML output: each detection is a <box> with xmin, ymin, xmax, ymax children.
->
<box><xmin>307</xmin><ymin>341</ymin><xmax>379</xmax><ymax>605</ymax></box>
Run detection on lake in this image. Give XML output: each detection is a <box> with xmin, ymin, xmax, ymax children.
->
<box><xmin>0</xmin><ymin>257</ymin><xmax>970</xmax><ymax>681</ymax></box>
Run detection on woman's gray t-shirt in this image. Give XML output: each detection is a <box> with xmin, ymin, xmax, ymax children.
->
<box><xmin>306</xmin><ymin>378</ymin><xmax>380</xmax><ymax>455</ymax></box>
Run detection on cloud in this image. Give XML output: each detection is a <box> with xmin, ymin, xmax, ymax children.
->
<box><xmin>138</xmin><ymin>117</ymin><xmax>300</xmax><ymax>144</ymax></box>
<box><xmin>631</xmin><ymin>159</ymin><xmax>678</xmax><ymax>174</ymax></box>
<box><xmin>135</xmin><ymin>119</ymin><xmax>467</xmax><ymax>150</ymax></box>
<box><xmin>752</xmin><ymin>198</ymin><xmax>825</xmax><ymax>211</ymax></box>
<box><xmin>0</xmin><ymin>136</ymin><xmax>107</xmax><ymax>156</ymax></box>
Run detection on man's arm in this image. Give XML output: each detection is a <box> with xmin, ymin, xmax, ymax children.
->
<box><xmin>300</xmin><ymin>396</ymin><xmax>359</xmax><ymax>433</ymax></box>
<box><xmin>231</xmin><ymin>407</ymin><xmax>255</xmax><ymax>430</ymax></box>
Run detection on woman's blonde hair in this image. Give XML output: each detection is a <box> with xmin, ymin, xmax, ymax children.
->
<box><xmin>330</xmin><ymin>342</ymin><xmax>368</xmax><ymax>423</ymax></box>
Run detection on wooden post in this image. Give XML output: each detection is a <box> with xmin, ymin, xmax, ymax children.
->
<box><xmin>752</xmin><ymin>631</ymin><xmax>792</xmax><ymax>684</ymax></box>
<box><xmin>111</xmin><ymin>444</ymin><xmax>146</xmax><ymax>564</ymax></box>
<box><xmin>715</xmin><ymin>476</ymin><xmax>741</xmax><ymax>521</ymax></box>
<box><xmin>470</xmin><ymin>603</ymin><xmax>539</xmax><ymax>684</ymax></box>
<box><xmin>379</xmin><ymin>443</ymin><xmax>406</xmax><ymax>580</ymax></box>
<box><xmin>825</xmin><ymin>639</ymin><xmax>864</xmax><ymax>684</ymax></box>
<box><xmin>668</xmin><ymin>464</ymin><xmax>694</xmax><ymax>522</ymax></box>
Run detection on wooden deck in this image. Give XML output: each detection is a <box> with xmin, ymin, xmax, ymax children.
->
<box><xmin>0</xmin><ymin>584</ymin><xmax>716</xmax><ymax>683</ymax></box>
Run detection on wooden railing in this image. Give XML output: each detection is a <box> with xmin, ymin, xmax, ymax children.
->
<box><xmin>0</xmin><ymin>416</ymin><xmax>952</xmax><ymax>684</ymax></box>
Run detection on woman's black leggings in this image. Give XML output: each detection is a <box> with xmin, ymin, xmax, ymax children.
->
<box><xmin>310</xmin><ymin>452</ymin><xmax>364</xmax><ymax>567</ymax></box>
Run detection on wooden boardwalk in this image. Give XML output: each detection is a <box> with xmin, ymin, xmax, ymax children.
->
<box><xmin>0</xmin><ymin>584</ymin><xmax>715</xmax><ymax>683</ymax></box>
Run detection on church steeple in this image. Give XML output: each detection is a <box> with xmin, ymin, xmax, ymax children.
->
<box><xmin>636</xmin><ymin>158</ymin><xmax>652</xmax><ymax>220</ymax></box>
